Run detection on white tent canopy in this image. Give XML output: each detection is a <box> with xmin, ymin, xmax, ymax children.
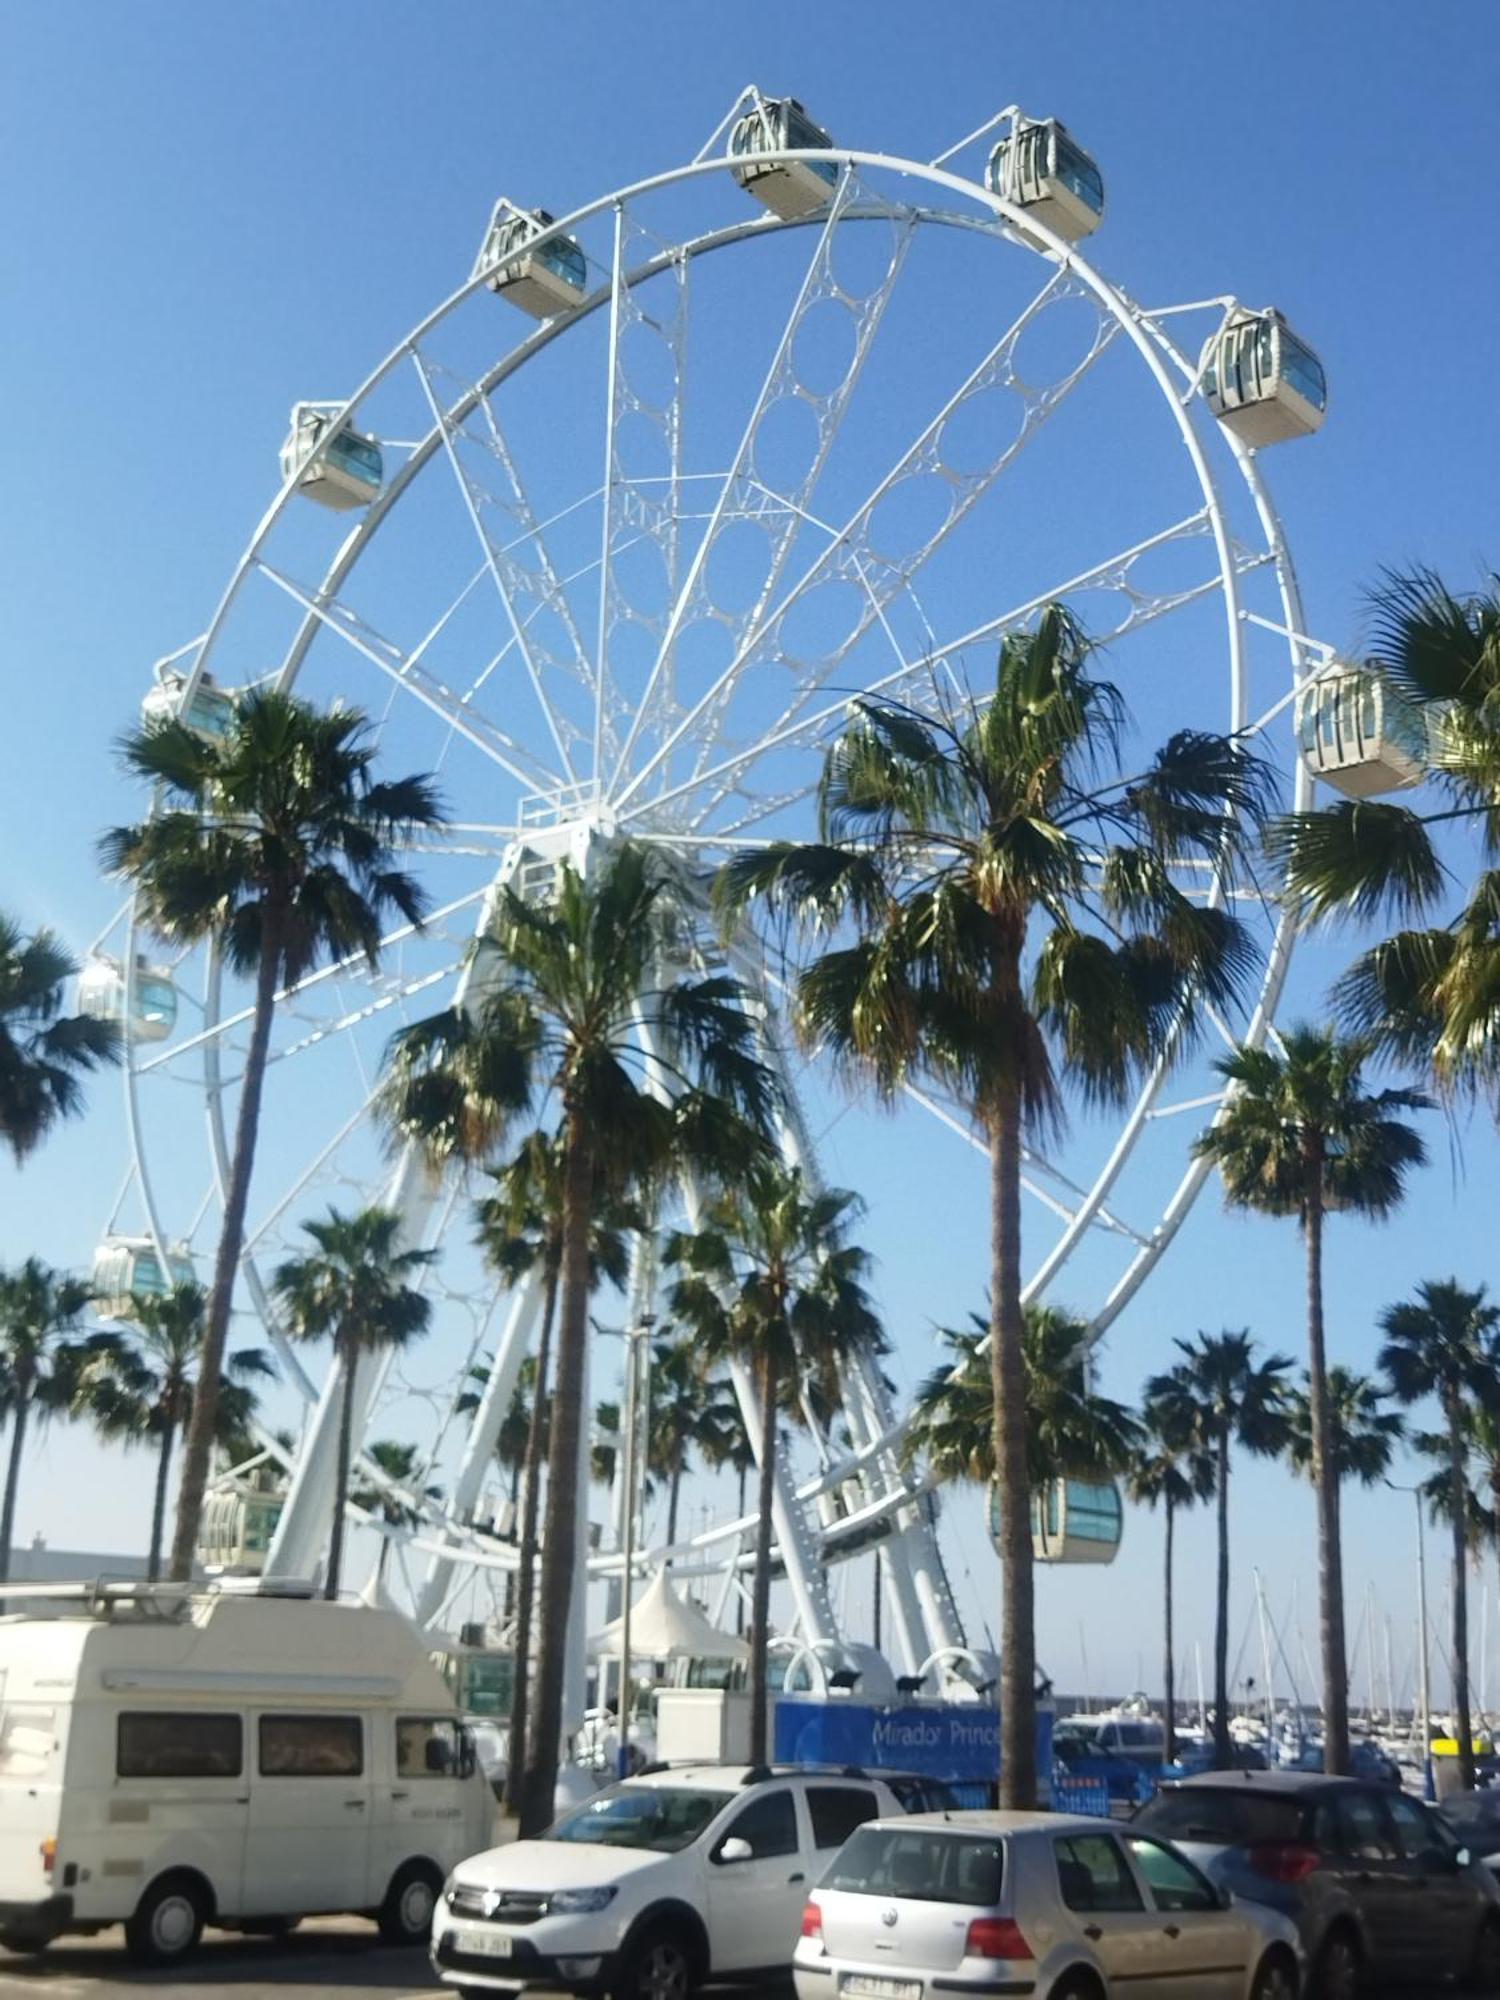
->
<box><xmin>588</xmin><ymin>1566</ymin><xmax>750</xmax><ymax>1663</ymax></box>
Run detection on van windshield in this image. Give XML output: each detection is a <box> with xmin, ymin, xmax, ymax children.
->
<box><xmin>547</xmin><ymin>1785</ymin><xmax>731</xmax><ymax>1852</ymax></box>
<box><xmin>0</xmin><ymin>1705</ymin><xmax>59</xmax><ymax>1780</ymax></box>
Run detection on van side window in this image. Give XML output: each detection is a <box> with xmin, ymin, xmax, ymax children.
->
<box><xmin>118</xmin><ymin>1712</ymin><xmax>242</xmax><ymax>1779</ymax></box>
<box><xmin>807</xmin><ymin>1785</ymin><xmax>880</xmax><ymax>1849</ymax></box>
<box><xmin>397</xmin><ymin>1717</ymin><xmax>473</xmax><ymax>1779</ymax></box>
<box><xmin>259</xmin><ymin>1713</ymin><xmax>363</xmax><ymax>1777</ymax></box>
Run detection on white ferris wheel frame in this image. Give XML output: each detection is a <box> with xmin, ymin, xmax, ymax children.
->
<box><xmin>101</xmin><ymin>117</ymin><xmax>1327</xmax><ymax>1688</ymax></box>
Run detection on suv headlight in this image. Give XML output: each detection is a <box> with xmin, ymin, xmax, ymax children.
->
<box><xmin>548</xmin><ymin>1887</ymin><xmax>619</xmax><ymax>1914</ymax></box>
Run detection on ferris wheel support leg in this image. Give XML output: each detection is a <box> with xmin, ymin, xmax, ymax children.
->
<box><xmin>413</xmin><ymin>1268</ymin><xmax>545</xmax><ymax>1628</ymax></box>
<box><xmin>723</xmin><ymin>1350</ymin><xmax>840</xmax><ymax>1654</ymax></box>
<box><xmin>753</xmin><ymin>1009</ymin><xmax>965</xmax><ymax>1667</ymax></box>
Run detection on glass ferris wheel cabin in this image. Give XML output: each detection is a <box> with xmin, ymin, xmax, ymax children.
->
<box><xmin>141</xmin><ymin>667</ymin><xmax>237</xmax><ymax>742</ymax></box>
<box><xmin>992</xmin><ymin>1477</ymin><xmax>1125</xmax><ymax>1565</ymax></box>
<box><xmin>474</xmin><ymin>202</ymin><xmax>588</xmax><ymax>319</ymax></box>
<box><xmin>279</xmin><ymin>402</ymin><xmax>384</xmax><ymax>511</ymax></box>
<box><xmin>1296</xmin><ymin>665</ymin><xmax>1428</xmax><ymax>797</ymax></box>
<box><xmin>78</xmin><ymin>954</ymin><xmax>177</xmax><ymax>1045</ymax></box>
<box><xmin>729</xmin><ymin>95</ymin><xmax>839</xmax><ymax>220</ymax></box>
<box><xmin>986</xmin><ymin>116</ymin><xmax>1104</xmax><ymax>244</ymax></box>
<box><xmin>1201</xmin><ymin>307</ymin><xmax>1327</xmax><ymax>446</ymax></box>
<box><xmin>91</xmin><ymin>1236</ymin><xmax>197</xmax><ymax>1320</ymax></box>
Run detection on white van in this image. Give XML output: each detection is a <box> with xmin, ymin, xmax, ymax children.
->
<box><xmin>0</xmin><ymin>1582</ymin><xmax>492</xmax><ymax>1965</ymax></box>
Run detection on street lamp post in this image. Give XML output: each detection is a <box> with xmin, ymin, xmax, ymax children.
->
<box><xmin>617</xmin><ymin>1310</ymin><xmax>655</xmax><ymax>1778</ymax></box>
<box><xmin>1387</xmin><ymin>1478</ymin><xmax>1434</xmax><ymax>1801</ymax></box>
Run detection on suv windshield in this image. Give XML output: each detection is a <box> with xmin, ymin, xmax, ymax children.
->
<box><xmin>547</xmin><ymin>1785</ymin><xmax>732</xmax><ymax>1853</ymax></box>
<box><xmin>1136</xmin><ymin>1788</ymin><xmax>1304</xmax><ymax>1848</ymax></box>
<box><xmin>824</xmin><ymin>1827</ymin><xmax>1003</xmax><ymax>1905</ymax></box>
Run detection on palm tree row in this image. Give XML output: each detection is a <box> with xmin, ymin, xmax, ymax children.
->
<box><xmin>6</xmin><ymin>557</ymin><xmax>1498</xmax><ymax>1817</ymax></box>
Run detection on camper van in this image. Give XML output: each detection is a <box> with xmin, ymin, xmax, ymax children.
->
<box><xmin>0</xmin><ymin>1582</ymin><xmax>492</xmax><ymax>1965</ymax></box>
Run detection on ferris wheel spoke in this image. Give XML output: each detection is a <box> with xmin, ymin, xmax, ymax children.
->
<box><xmin>411</xmin><ymin>349</ymin><xmax>583</xmax><ymax>783</ymax></box>
<box><xmin>253</xmin><ymin>559</ymin><xmax>562</xmax><ymax>795</ymax></box>
<box><xmin>611</xmin><ymin>173</ymin><xmax>913</xmax><ymax>793</ymax></box>
<box><xmin>133</xmin><ymin>888</ymin><xmax>486</xmax><ymax>1076</ymax></box>
<box><xmin>625</xmin><ymin>507</ymin><xmax>1244</xmax><ymax>833</ymax></box>
<box><xmin>616</xmin><ymin>269</ymin><xmax>1116</xmax><ymax>814</ymax></box>
<box><xmin>242</xmin><ymin>1083</ymin><xmax>385</xmax><ymax>1259</ymax></box>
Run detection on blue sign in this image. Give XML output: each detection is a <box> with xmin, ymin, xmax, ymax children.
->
<box><xmin>774</xmin><ymin>1698</ymin><xmax>1054</xmax><ymax>1788</ymax></box>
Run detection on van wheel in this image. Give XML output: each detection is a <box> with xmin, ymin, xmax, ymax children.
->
<box><xmin>377</xmin><ymin>1861</ymin><xmax>442</xmax><ymax>1946</ymax></box>
<box><xmin>125</xmin><ymin>1876</ymin><xmax>206</xmax><ymax>1966</ymax></box>
<box><xmin>1251</xmin><ymin>1949</ymin><xmax>1299</xmax><ymax>2000</ymax></box>
<box><xmin>616</xmin><ymin>1926</ymin><xmax>698</xmax><ymax>2000</ymax></box>
<box><xmin>0</xmin><ymin>1931</ymin><xmax>47</xmax><ymax>1956</ymax></box>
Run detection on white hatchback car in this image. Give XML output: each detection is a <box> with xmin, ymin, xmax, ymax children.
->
<box><xmin>794</xmin><ymin>1810</ymin><xmax>1304</xmax><ymax>2000</ymax></box>
<box><xmin>432</xmin><ymin>1763</ymin><xmax>906</xmax><ymax>1997</ymax></box>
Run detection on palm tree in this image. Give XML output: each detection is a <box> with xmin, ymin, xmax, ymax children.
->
<box><xmin>383</xmin><ymin>843</ymin><xmax>775</xmax><ymax>1833</ymax></box>
<box><xmin>471</xmin><ymin>1131</ymin><xmax>639</xmax><ymax>1816</ymax></box>
<box><xmin>0</xmin><ymin>1260</ymin><xmax>98</xmax><ymax>1588</ymax></box>
<box><xmin>1126</xmin><ymin>1403</ymin><xmax>1215</xmax><ymax>1763</ymax></box>
<box><xmin>646</xmin><ymin>1334</ymin><xmax>740</xmax><ymax>1555</ymax></box>
<box><xmin>1269</xmin><ymin>569</ymin><xmax>1500</xmax><ymax>1095</ymax></box>
<box><xmin>1146</xmin><ymin>1332</ymin><xmax>1292</xmax><ymax>1769</ymax></box>
<box><xmin>720</xmin><ymin>607</ymin><xmax>1270</xmax><ymax>1804</ymax></box>
<box><xmin>352</xmin><ymin>1440</ymin><xmax>442</xmax><ymax>1588</ymax></box>
<box><xmin>1379</xmin><ymin>1279</ymin><xmax>1500</xmax><ymax>1791</ymax></box>
<box><xmin>1193</xmin><ymin>1028</ymin><xmax>1428</xmax><ymax>1773</ymax></box>
<box><xmin>666</xmin><ymin>1163</ymin><xmax>883</xmax><ymax>1765</ymax></box>
<box><xmin>0</xmin><ymin>915</ymin><xmax>120</xmax><ymax>1162</ymax></box>
<box><xmin>1286</xmin><ymin>1366</ymin><xmax>1405</xmax><ymax>1489</ymax></box>
<box><xmin>699</xmin><ymin>1395</ymin><xmax>758</xmax><ymax>1637</ymax></box>
<box><xmin>78</xmin><ymin>1283</ymin><xmax>275</xmax><ymax>1580</ymax></box>
<box><xmin>906</xmin><ymin>1308</ymin><xmax>1142</xmax><ymax>1491</ymax></box>
<box><xmin>102</xmin><ymin>690</ymin><xmax>444</xmax><ymax>1581</ymax></box>
<box><xmin>273</xmin><ymin>1207</ymin><xmax>434</xmax><ymax>1602</ymax></box>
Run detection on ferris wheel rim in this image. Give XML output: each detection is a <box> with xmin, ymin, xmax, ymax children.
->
<box><xmin>114</xmin><ymin>131</ymin><xmax>1319</xmax><ymax>1403</ymax></box>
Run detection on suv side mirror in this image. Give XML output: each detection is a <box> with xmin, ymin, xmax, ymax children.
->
<box><xmin>1455</xmin><ymin>1847</ymin><xmax>1472</xmax><ymax>1870</ymax></box>
<box><xmin>715</xmin><ymin>1836</ymin><xmax>754</xmax><ymax>1866</ymax></box>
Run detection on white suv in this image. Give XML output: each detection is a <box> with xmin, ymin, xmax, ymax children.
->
<box><xmin>431</xmin><ymin>1763</ymin><xmax>906</xmax><ymax>1998</ymax></box>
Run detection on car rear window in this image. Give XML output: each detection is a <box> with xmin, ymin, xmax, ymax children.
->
<box><xmin>1135</xmin><ymin>1787</ymin><xmax>1304</xmax><ymax>1847</ymax></box>
<box><xmin>823</xmin><ymin>1827</ymin><xmax>1002</xmax><ymax>1905</ymax></box>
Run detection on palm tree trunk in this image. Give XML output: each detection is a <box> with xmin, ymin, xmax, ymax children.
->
<box><xmin>518</xmin><ymin>1121</ymin><xmax>593</xmax><ymax>1838</ymax></box>
<box><xmin>1214</xmin><ymin>1427</ymin><xmax>1232</xmax><ymax>1770</ymax></box>
<box><xmin>1303</xmin><ymin>1155</ymin><xmax>1349</xmax><ymax>1774</ymax></box>
<box><xmin>990</xmin><ymin>1070</ymin><xmax>1035</xmax><ymax>1809</ymax></box>
<box><xmin>667</xmin><ymin>1460</ymin><xmax>683</xmax><ymax>1558</ymax></box>
<box><xmin>170</xmin><ymin>903</ymin><xmax>285</xmax><ymax>1581</ymax></box>
<box><xmin>325</xmin><ymin>1334</ymin><xmax>357</xmax><ymax>1602</ymax></box>
<box><xmin>1448</xmin><ymin>1385</ymin><xmax>1476</xmax><ymax>1790</ymax></box>
<box><xmin>736</xmin><ymin>1458</ymin><xmax>748</xmax><ymax>1638</ymax></box>
<box><xmin>0</xmin><ymin>1391</ymin><xmax>31</xmax><ymax>1594</ymax></box>
<box><xmin>748</xmin><ymin>1338</ymin><xmax>779</xmax><ymax>1768</ymax></box>
<box><xmin>503</xmin><ymin>1265</ymin><xmax>558</xmax><ymax>1817</ymax></box>
<box><xmin>1163</xmin><ymin>1488</ymin><xmax>1176</xmax><ymax>1766</ymax></box>
<box><xmin>148</xmin><ymin>1421</ymin><xmax>175</xmax><ymax>1583</ymax></box>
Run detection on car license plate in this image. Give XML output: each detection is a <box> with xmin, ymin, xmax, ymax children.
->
<box><xmin>842</xmin><ymin>1979</ymin><xmax>922</xmax><ymax>2000</ymax></box>
<box><xmin>451</xmin><ymin>1924</ymin><xmax>514</xmax><ymax>1958</ymax></box>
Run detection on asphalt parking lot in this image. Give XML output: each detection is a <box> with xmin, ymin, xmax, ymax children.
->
<box><xmin>0</xmin><ymin>1920</ymin><xmax>789</xmax><ymax>1999</ymax></box>
<box><xmin>0</xmin><ymin>1921</ymin><xmax>1486</xmax><ymax>2000</ymax></box>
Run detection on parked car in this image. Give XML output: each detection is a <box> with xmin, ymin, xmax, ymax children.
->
<box><xmin>794</xmin><ymin>1808</ymin><xmax>1302</xmax><ymax>2000</ymax></box>
<box><xmin>1134</xmin><ymin>1769</ymin><xmax>1500</xmax><ymax>1996</ymax></box>
<box><xmin>1441</xmin><ymin>1789</ymin><xmax>1500</xmax><ymax>1880</ymax></box>
<box><xmin>1281</xmin><ymin>1742</ymin><xmax>1401</xmax><ymax>1789</ymax></box>
<box><xmin>1165</xmin><ymin>1741</ymin><xmax>1270</xmax><ymax>1778</ymax></box>
<box><xmin>1053</xmin><ymin>1727</ymin><xmax>1156</xmax><ymax>1811</ymax></box>
<box><xmin>0</xmin><ymin>1587</ymin><xmax>492</xmax><ymax>1965</ymax></box>
<box><xmin>432</xmin><ymin>1763</ymin><xmax>908</xmax><ymax>1996</ymax></box>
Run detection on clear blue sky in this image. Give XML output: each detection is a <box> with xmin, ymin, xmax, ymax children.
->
<box><xmin>4</xmin><ymin>0</ymin><xmax>1499</xmax><ymax>1705</ymax></box>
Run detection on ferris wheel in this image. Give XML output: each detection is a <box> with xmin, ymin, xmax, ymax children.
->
<box><xmin>84</xmin><ymin>88</ymin><xmax>1364</xmax><ymax>1703</ymax></box>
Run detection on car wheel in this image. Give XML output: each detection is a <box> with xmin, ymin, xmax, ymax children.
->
<box><xmin>1313</xmin><ymin>1926</ymin><xmax>1361</xmax><ymax>2000</ymax></box>
<box><xmin>1471</xmin><ymin>1917</ymin><xmax>1500</xmax><ymax>1990</ymax></box>
<box><xmin>124</xmin><ymin>1875</ymin><xmax>207</xmax><ymax>1966</ymax></box>
<box><xmin>1048</xmin><ymin>1974</ymin><xmax>1105</xmax><ymax>2000</ymax></box>
<box><xmin>616</xmin><ymin>1926</ymin><xmax>697</xmax><ymax>2000</ymax></box>
<box><xmin>1251</xmin><ymin>1949</ymin><xmax>1299</xmax><ymax>2000</ymax></box>
<box><xmin>376</xmin><ymin>1861</ymin><xmax>442</xmax><ymax>1946</ymax></box>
